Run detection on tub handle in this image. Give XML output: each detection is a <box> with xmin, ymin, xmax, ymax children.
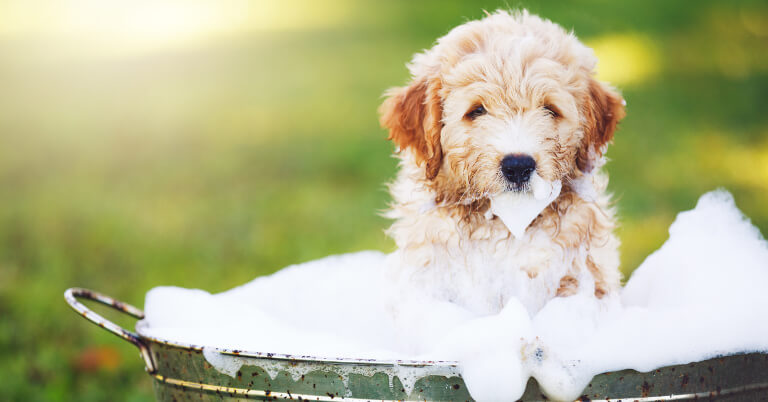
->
<box><xmin>64</xmin><ymin>287</ymin><xmax>156</xmax><ymax>373</ymax></box>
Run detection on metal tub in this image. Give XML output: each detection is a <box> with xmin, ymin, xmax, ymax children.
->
<box><xmin>65</xmin><ymin>288</ymin><xmax>768</xmax><ymax>401</ymax></box>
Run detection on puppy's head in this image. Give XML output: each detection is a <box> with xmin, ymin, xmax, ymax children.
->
<box><xmin>380</xmin><ymin>11</ymin><xmax>625</xmax><ymax>205</ymax></box>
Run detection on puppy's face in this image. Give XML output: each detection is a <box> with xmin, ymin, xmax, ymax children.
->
<box><xmin>439</xmin><ymin>56</ymin><xmax>585</xmax><ymax>197</ymax></box>
<box><xmin>381</xmin><ymin>11</ymin><xmax>625</xmax><ymax>206</ymax></box>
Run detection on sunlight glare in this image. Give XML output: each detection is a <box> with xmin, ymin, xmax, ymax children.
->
<box><xmin>0</xmin><ymin>0</ymin><xmax>349</xmax><ymax>56</ymax></box>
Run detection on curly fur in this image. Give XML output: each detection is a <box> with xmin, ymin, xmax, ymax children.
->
<box><xmin>379</xmin><ymin>11</ymin><xmax>625</xmax><ymax>314</ymax></box>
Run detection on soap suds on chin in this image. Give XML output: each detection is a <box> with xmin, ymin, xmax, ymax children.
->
<box><xmin>490</xmin><ymin>174</ymin><xmax>562</xmax><ymax>238</ymax></box>
<box><xmin>141</xmin><ymin>190</ymin><xmax>768</xmax><ymax>401</ymax></box>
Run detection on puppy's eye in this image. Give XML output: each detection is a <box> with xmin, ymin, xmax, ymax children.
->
<box><xmin>543</xmin><ymin>105</ymin><xmax>560</xmax><ymax>119</ymax></box>
<box><xmin>465</xmin><ymin>104</ymin><xmax>487</xmax><ymax>121</ymax></box>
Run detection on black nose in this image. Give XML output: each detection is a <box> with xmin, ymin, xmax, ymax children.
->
<box><xmin>501</xmin><ymin>154</ymin><xmax>536</xmax><ymax>185</ymax></box>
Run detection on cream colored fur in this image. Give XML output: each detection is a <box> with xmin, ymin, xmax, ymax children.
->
<box><xmin>379</xmin><ymin>11</ymin><xmax>625</xmax><ymax>315</ymax></box>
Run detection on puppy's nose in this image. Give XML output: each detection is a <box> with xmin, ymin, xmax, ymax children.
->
<box><xmin>501</xmin><ymin>154</ymin><xmax>536</xmax><ymax>185</ymax></box>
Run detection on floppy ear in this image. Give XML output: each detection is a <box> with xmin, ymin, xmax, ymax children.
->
<box><xmin>379</xmin><ymin>77</ymin><xmax>444</xmax><ymax>180</ymax></box>
<box><xmin>577</xmin><ymin>79</ymin><xmax>626</xmax><ymax>173</ymax></box>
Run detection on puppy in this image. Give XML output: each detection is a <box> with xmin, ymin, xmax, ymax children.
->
<box><xmin>379</xmin><ymin>10</ymin><xmax>625</xmax><ymax>315</ymax></box>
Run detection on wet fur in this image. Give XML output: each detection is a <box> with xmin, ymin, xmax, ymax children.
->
<box><xmin>379</xmin><ymin>11</ymin><xmax>625</xmax><ymax>314</ymax></box>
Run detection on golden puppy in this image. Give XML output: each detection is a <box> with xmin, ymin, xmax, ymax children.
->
<box><xmin>380</xmin><ymin>10</ymin><xmax>625</xmax><ymax>315</ymax></box>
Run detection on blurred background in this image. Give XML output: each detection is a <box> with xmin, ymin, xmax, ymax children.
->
<box><xmin>0</xmin><ymin>0</ymin><xmax>766</xmax><ymax>400</ymax></box>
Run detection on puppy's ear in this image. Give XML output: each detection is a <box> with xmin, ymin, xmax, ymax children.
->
<box><xmin>577</xmin><ymin>79</ymin><xmax>625</xmax><ymax>173</ymax></box>
<box><xmin>379</xmin><ymin>77</ymin><xmax>444</xmax><ymax>180</ymax></box>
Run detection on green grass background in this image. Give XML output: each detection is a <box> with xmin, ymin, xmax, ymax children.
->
<box><xmin>1</xmin><ymin>0</ymin><xmax>767</xmax><ymax>400</ymax></box>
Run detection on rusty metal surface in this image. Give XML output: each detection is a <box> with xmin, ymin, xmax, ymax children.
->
<box><xmin>518</xmin><ymin>354</ymin><xmax>768</xmax><ymax>401</ymax></box>
<box><xmin>579</xmin><ymin>353</ymin><xmax>768</xmax><ymax>401</ymax></box>
<box><xmin>148</xmin><ymin>341</ymin><xmax>471</xmax><ymax>401</ymax></box>
<box><xmin>148</xmin><ymin>341</ymin><xmax>768</xmax><ymax>402</ymax></box>
<box><xmin>66</xmin><ymin>288</ymin><xmax>768</xmax><ymax>401</ymax></box>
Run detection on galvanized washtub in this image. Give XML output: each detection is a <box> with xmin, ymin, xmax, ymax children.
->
<box><xmin>66</xmin><ymin>287</ymin><xmax>768</xmax><ymax>401</ymax></box>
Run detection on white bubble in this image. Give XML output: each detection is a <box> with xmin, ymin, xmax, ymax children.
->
<box><xmin>141</xmin><ymin>190</ymin><xmax>768</xmax><ymax>401</ymax></box>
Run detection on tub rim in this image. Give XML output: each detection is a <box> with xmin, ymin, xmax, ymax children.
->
<box><xmin>65</xmin><ymin>287</ymin><xmax>768</xmax><ymax>401</ymax></box>
<box><xmin>134</xmin><ymin>319</ymin><xmax>461</xmax><ymax>367</ymax></box>
<box><xmin>65</xmin><ymin>286</ymin><xmax>461</xmax><ymax>369</ymax></box>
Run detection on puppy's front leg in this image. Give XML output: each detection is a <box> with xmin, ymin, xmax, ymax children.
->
<box><xmin>538</xmin><ymin>192</ymin><xmax>621</xmax><ymax>298</ymax></box>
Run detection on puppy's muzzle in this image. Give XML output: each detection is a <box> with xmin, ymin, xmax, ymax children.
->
<box><xmin>501</xmin><ymin>154</ymin><xmax>536</xmax><ymax>188</ymax></box>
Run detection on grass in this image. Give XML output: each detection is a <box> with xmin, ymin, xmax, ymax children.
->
<box><xmin>0</xmin><ymin>0</ymin><xmax>766</xmax><ymax>400</ymax></box>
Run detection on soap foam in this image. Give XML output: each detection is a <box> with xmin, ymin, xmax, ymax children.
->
<box><xmin>140</xmin><ymin>190</ymin><xmax>768</xmax><ymax>400</ymax></box>
<box><xmin>489</xmin><ymin>175</ymin><xmax>561</xmax><ymax>238</ymax></box>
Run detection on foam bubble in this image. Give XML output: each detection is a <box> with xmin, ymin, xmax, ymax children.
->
<box><xmin>490</xmin><ymin>176</ymin><xmax>561</xmax><ymax>238</ymax></box>
<box><xmin>140</xmin><ymin>190</ymin><xmax>768</xmax><ymax>400</ymax></box>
